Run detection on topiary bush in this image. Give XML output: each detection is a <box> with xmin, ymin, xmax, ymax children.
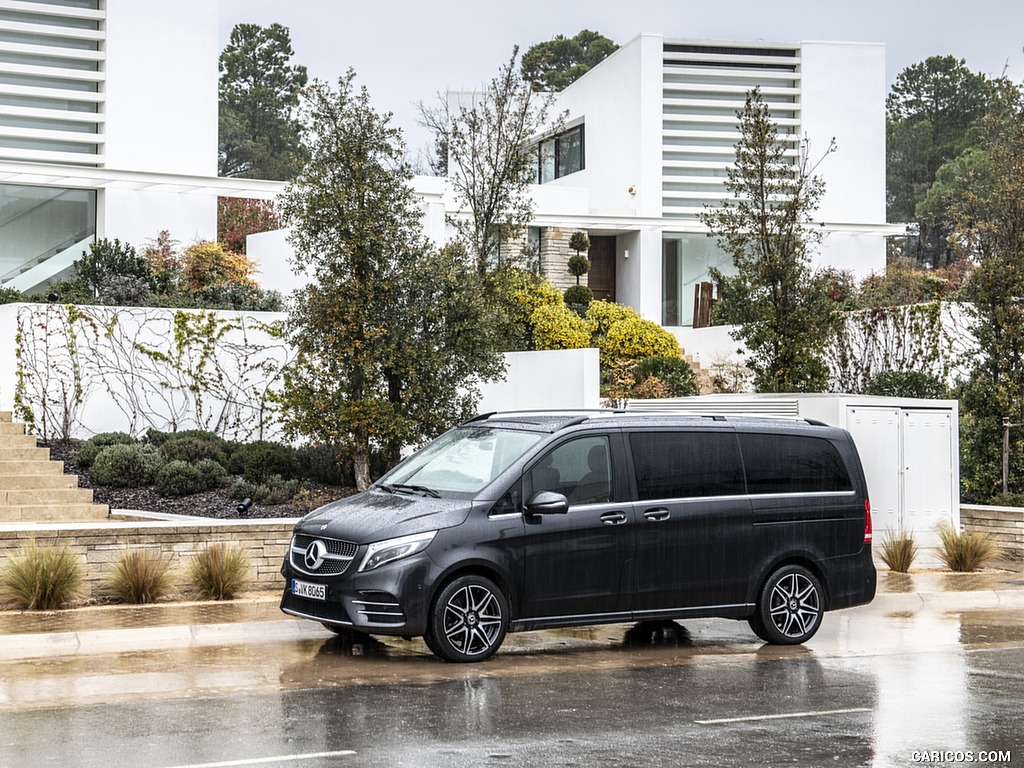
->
<box><xmin>0</xmin><ymin>542</ymin><xmax>85</xmax><ymax>610</ymax></box>
<box><xmin>563</xmin><ymin>284</ymin><xmax>594</xmax><ymax>311</ymax></box>
<box><xmin>78</xmin><ymin>431</ymin><xmax>137</xmax><ymax>468</ymax></box>
<box><xmin>155</xmin><ymin>458</ymin><xmax>227</xmax><ymax>497</ymax></box>
<box><xmin>89</xmin><ymin>443</ymin><xmax>163</xmax><ymax>487</ymax></box>
<box><xmin>232</xmin><ymin>440</ymin><xmax>300</xmax><ymax>484</ymax></box>
<box><xmin>634</xmin><ymin>356</ymin><xmax>699</xmax><ymax>397</ymax></box>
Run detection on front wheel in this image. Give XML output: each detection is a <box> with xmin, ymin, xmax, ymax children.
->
<box><xmin>751</xmin><ymin>565</ymin><xmax>823</xmax><ymax>645</ymax></box>
<box><xmin>424</xmin><ymin>575</ymin><xmax>508</xmax><ymax>662</ymax></box>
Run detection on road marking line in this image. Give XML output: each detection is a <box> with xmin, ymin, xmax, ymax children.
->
<box><xmin>696</xmin><ymin>707</ymin><xmax>871</xmax><ymax>725</ymax></box>
<box><xmin>163</xmin><ymin>751</ymin><xmax>357</xmax><ymax>768</ymax></box>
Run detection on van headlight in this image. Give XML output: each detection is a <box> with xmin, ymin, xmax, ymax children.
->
<box><xmin>358</xmin><ymin>531</ymin><xmax>437</xmax><ymax>572</ymax></box>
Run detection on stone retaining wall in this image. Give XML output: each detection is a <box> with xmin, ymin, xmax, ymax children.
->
<box><xmin>962</xmin><ymin>504</ymin><xmax>1024</xmax><ymax>560</ymax></box>
<box><xmin>0</xmin><ymin>517</ymin><xmax>298</xmax><ymax>601</ymax></box>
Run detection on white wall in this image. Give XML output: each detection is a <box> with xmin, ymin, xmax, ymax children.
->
<box><xmin>477</xmin><ymin>349</ymin><xmax>601</xmax><ymax>413</ymax></box>
<box><xmin>550</xmin><ymin>34</ymin><xmax>664</xmax><ymax>218</ymax></box>
<box><xmin>103</xmin><ymin>0</ymin><xmax>218</xmax><ymax>176</ymax></box>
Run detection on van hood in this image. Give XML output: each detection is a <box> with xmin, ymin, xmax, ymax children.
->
<box><xmin>294</xmin><ymin>488</ymin><xmax>473</xmax><ymax>543</ymax></box>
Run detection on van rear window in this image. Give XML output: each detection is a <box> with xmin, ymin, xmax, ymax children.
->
<box><xmin>739</xmin><ymin>433</ymin><xmax>852</xmax><ymax>494</ymax></box>
<box><xmin>630</xmin><ymin>431</ymin><xmax>745</xmax><ymax>500</ymax></box>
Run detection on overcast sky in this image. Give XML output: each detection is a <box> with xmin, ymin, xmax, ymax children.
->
<box><xmin>217</xmin><ymin>0</ymin><xmax>1024</xmax><ymax>158</ymax></box>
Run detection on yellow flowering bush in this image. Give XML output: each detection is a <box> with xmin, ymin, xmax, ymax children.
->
<box><xmin>531</xmin><ymin>304</ymin><xmax>595</xmax><ymax>350</ymax></box>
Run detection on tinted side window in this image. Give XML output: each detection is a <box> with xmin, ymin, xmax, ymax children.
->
<box><xmin>739</xmin><ymin>433</ymin><xmax>853</xmax><ymax>494</ymax></box>
<box><xmin>529</xmin><ymin>435</ymin><xmax>612</xmax><ymax>505</ymax></box>
<box><xmin>629</xmin><ymin>431</ymin><xmax>744</xmax><ymax>500</ymax></box>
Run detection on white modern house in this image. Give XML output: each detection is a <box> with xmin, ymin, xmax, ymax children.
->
<box><xmin>1</xmin><ymin>2</ymin><xmax>899</xmax><ymax>354</ymax></box>
<box><xmin>0</xmin><ymin>0</ymin><xmax>279</xmax><ymax>295</ymax></box>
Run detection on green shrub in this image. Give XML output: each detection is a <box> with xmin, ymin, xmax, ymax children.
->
<box><xmin>73</xmin><ymin>238</ymin><xmax>151</xmax><ymax>295</ymax></box>
<box><xmin>90</xmin><ymin>443</ymin><xmax>163</xmax><ymax>487</ymax></box>
<box><xmin>0</xmin><ymin>542</ymin><xmax>84</xmax><ymax>610</ymax></box>
<box><xmin>297</xmin><ymin>443</ymin><xmax>353</xmax><ymax>486</ymax></box>
<box><xmin>567</xmin><ymin>253</ymin><xmax>591</xmax><ymax>282</ymax></box>
<box><xmin>233</xmin><ymin>440</ymin><xmax>300</xmax><ymax>483</ymax></box>
<box><xmin>155</xmin><ymin>458</ymin><xmax>227</xmax><ymax>497</ymax></box>
<box><xmin>79</xmin><ymin>431</ymin><xmax>136</xmax><ymax>468</ymax></box>
<box><xmin>159</xmin><ymin>434</ymin><xmax>230</xmax><ymax>468</ymax></box>
<box><xmin>230</xmin><ymin>474</ymin><xmax>302</xmax><ymax>506</ymax></box>
<box><xmin>937</xmin><ymin>522</ymin><xmax>999</xmax><ymax>572</ymax></box>
<box><xmin>634</xmin><ymin>356</ymin><xmax>699</xmax><ymax>397</ymax></box>
<box><xmin>0</xmin><ymin>286</ymin><xmax>24</xmax><ymax>305</ymax></box>
<box><xmin>866</xmin><ymin>370</ymin><xmax>948</xmax><ymax>399</ymax></box>
<box><xmin>187</xmin><ymin>543</ymin><xmax>249</xmax><ymax>600</ymax></box>
<box><xmin>879</xmin><ymin>529</ymin><xmax>918</xmax><ymax>573</ymax></box>
<box><xmin>28</xmin><ymin>277</ymin><xmax>94</xmax><ymax>305</ymax></box>
<box><xmin>108</xmin><ymin>549</ymin><xmax>173</xmax><ymax>604</ymax></box>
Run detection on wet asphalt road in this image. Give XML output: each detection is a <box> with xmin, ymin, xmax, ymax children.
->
<box><xmin>1</xmin><ymin>594</ymin><xmax>1023</xmax><ymax>768</ymax></box>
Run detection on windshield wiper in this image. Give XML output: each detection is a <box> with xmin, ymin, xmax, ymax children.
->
<box><xmin>378</xmin><ymin>483</ymin><xmax>397</xmax><ymax>494</ymax></box>
<box><xmin>391</xmin><ymin>483</ymin><xmax>441</xmax><ymax>498</ymax></box>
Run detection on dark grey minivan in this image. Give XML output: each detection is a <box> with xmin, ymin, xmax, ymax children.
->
<box><xmin>280</xmin><ymin>412</ymin><xmax>876</xmax><ymax>662</ymax></box>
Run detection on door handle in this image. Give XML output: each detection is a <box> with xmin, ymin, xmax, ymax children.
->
<box><xmin>643</xmin><ymin>508</ymin><xmax>670</xmax><ymax>522</ymax></box>
<box><xmin>600</xmin><ymin>511</ymin><xmax>627</xmax><ymax>525</ymax></box>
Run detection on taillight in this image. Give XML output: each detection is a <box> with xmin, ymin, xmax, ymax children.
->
<box><xmin>864</xmin><ymin>499</ymin><xmax>873</xmax><ymax>543</ymax></box>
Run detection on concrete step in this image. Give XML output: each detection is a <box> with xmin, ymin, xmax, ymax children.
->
<box><xmin>0</xmin><ymin>446</ymin><xmax>51</xmax><ymax>461</ymax></box>
<box><xmin>0</xmin><ymin>434</ymin><xmax>37</xmax><ymax>449</ymax></box>
<box><xmin>0</xmin><ymin>474</ymin><xmax>78</xmax><ymax>491</ymax></box>
<box><xmin>0</xmin><ymin>422</ymin><xmax>27</xmax><ymax>437</ymax></box>
<box><xmin>0</xmin><ymin>411</ymin><xmax>11</xmax><ymax>423</ymax></box>
<box><xmin>0</xmin><ymin>487</ymin><xmax>95</xmax><ymax>506</ymax></box>
<box><xmin>0</xmin><ymin>459</ymin><xmax>64</xmax><ymax>475</ymax></box>
<box><xmin>0</xmin><ymin>502</ymin><xmax>109</xmax><ymax>523</ymax></box>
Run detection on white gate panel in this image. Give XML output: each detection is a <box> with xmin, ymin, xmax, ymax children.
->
<box><xmin>901</xmin><ymin>409</ymin><xmax>954</xmax><ymax>532</ymax></box>
<box><xmin>846</xmin><ymin>406</ymin><xmax>901</xmax><ymax>532</ymax></box>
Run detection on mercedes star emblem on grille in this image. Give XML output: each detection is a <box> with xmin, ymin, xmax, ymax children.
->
<box><xmin>304</xmin><ymin>539</ymin><xmax>327</xmax><ymax>570</ymax></box>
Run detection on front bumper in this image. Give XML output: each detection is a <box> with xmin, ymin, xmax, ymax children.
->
<box><xmin>280</xmin><ymin>553</ymin><xmax>435</xmax><ymax>636</ymax></box>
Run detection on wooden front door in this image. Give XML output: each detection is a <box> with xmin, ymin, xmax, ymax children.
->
<box><xmin>588</xmin><ymin>236</ymin><xmax>616</xmax><ymax>302</ymax></box>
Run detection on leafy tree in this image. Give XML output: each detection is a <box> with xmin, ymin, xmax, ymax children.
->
<box><xmin>886</xmin><ymin>56</ymin><xmax>991</xmax><ymax>267</ymax></box>
<box><xmin>448</xmin><ymin>49</ymin><xmax>561</xmax><ymax>274</ymax></box>
<box><xmin>951</xmin><ymin>81</ymin><xmax>1024</xmax><ymax>499</ymax></box>
<box><xmin>521</xmin><ymin>30</ymin><xmax>618</xmax><ymax>91</ymax></box>
<box><xmin>278</xmin><ymin>74</ymin><xmax>505</xmax><ymax>489</ymax></box>
<box><xmin>217</xmin><ymin>197</ymin><xmax>282</xmax><ymax>254</ymax></box>
<box><xmin>218</xmin><ymin>23</ymin><xmax>308</xmax><ymax>180</ymax></box>
<box><xmin>699</xmin><ymin>88</ymin><xmax>839</xmax><ymax>393</ymax></box>
<box><xmin>73</xmin><ymin>238</ymin><xmax>150</xmax><ymax>297</ymax></box>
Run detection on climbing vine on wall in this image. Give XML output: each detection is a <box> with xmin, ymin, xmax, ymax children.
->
<box><xmin>13</xmin><ymin>304</ymin><xmax>291</xmax><ymax>441</ymax></box>
<box><xmin>826</xmin><ymin>301</ymin><xmax>975</xmax><ymax>394</ymax></box>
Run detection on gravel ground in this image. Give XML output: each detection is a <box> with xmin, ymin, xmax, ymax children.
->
<box><xmin>45</xmin><ymin>440</ymin><xmax>355</xmax><ymax>520</ymax></box>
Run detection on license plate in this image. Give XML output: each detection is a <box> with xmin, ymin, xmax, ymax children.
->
<box><xmin>292</xmin><ymin>579</ymin><xmax>326</xmax><ymax>601</ymax></box>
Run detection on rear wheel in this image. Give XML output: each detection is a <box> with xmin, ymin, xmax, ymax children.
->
<box><xmin>424</xmin><ymin>575</ymin><xmax>508</xmax><ymax>663</ymax></box>
<box><xmin>751</xmin><ymin>565</ymin><xmax>823</xmax><ymax>645</ymax></box>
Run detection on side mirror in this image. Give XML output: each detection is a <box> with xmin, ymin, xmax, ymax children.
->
<box><xmin>526</xmin><ymin>491</ymin><xmax>569</xmax><ymax>515</ymax></box>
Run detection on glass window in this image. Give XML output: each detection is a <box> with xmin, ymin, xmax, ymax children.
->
<box><xmin>739</xmin><ymin>434</ymin><xmax>853</xmax><ymax>494</ymax></box>
<box><xmin>529</xmin><ymin>435</ymin><xmax>611</xmax><ymax>505</ymax></box>
<box><xmin>630</xmin><ymin>431</ymin><xmax>744</xmax><ymax>500</ymax></box>
<box><xmin>556</xmin><ymin>125</ymin><xmax>584</xmax><ymax>178</ymax></box>
<box><xmin>381</xmin><ymin>427</ymin><xmax>543</xmax><ymax>495</ymax></box>
<box><xmin>661</xmin><ymin>233</ymin><xmax>735</xmax><ymax>327</ymax></box>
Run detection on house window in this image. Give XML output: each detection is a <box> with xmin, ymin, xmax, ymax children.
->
<box><xmin>536</xmin><ymin>124</ymin><xmax>585</xmax><ymax>184</ymax></box>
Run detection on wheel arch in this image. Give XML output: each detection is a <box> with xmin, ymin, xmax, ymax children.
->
<box><xmin>751</xmin><ymin>555</ymin><xmax>832</xmax><ymax>611</ymax></box>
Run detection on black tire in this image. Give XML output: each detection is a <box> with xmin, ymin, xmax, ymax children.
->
<box><xmin>752</xmin><ymin>565</ymin><xmax>824</xmax><ymax>645</ymax></box>
<box><xmin>424</xmin><ymin>574</ymin><xmax>508</xmax><ymax>663</ymax></box>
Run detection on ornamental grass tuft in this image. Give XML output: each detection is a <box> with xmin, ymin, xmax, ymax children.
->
<box><xmin>109</xmin><ymin>548</ymin><xmax>174</xmax><ymax>604</ymax></box>
<box><xmin>187</xmin><ymin>543</ymin><xmax>249</xmax><ymax>600</ymax></box>
<box><xmin>879</xmin><ymin>529</ymin><xmax>918</xmax><ymax>573</ymax></box>
<box><xmin>937</xmin><ymin>522</ymin><xmax>999</xmax><ymax>573</ymax></box>
<box><xmin>0</xmin><ymin>541</ymin><xmax>85</xmax><ymax>610</ymax></box>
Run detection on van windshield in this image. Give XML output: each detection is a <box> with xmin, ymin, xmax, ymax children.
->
<box><xmin>379</xmin><ymin>427</ymin><xmax>542</xmax><ymax>494</ymax></box>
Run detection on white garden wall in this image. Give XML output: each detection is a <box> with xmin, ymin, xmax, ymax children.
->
<box><xmin>0</xmin><ymin>304</ymin><xmax>600</xmax><ymax>443</ymax></box>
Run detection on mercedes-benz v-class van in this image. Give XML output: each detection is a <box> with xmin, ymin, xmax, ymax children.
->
<box><xmin>280</xmin><ymin>412</ymin><xmax>876</xmax><ymax>662</ymax></box>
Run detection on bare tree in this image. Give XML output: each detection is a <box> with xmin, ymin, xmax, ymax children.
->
<box><xmin>447</xmin><ymin>49</ymin><xmax>562</xmax><ymax>274</ymax></box>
